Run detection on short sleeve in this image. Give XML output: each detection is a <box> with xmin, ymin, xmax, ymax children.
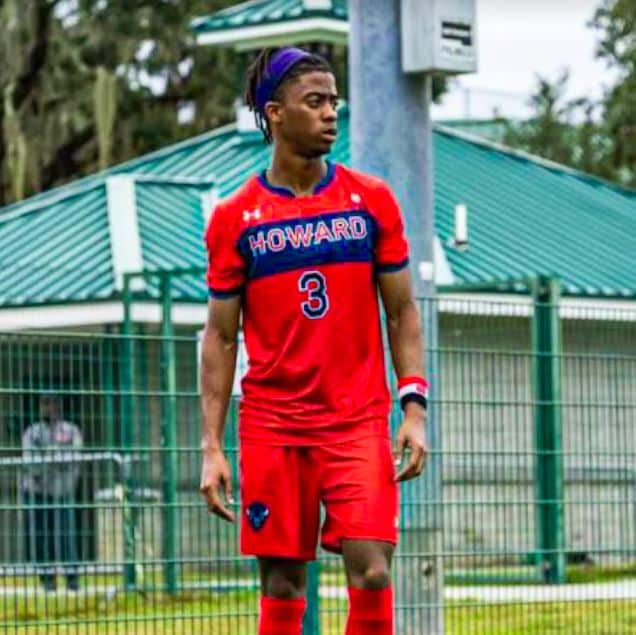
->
<box><xmin>373</xmin><ymin>184</ymin><xmax>410</xmax><ymax>273</ymax></box>
<box><xmin>205</xmin><ymin>203</ymin><xmax>246</xmax><ymax>298</ymax></box>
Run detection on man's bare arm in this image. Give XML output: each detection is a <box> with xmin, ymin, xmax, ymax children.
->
<box><xmin>199</xmin><ymin>296</ymin><xmax>241</xmax><ymax>522</ymax></box>
<box><xmin>200</xmin><ymin>296</ymin><xmax>241</xmax><ymax>452</ymax></box>
<box><xmin>377</xmin><ymin>268</ymin><xmax>428</xmax><ymax>482</ymax></box>
<box><xmin>378</xmin><ymin>268</ymin><xmax>424</xmax><ymax>378</ymax></box>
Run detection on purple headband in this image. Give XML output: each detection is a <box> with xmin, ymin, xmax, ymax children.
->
<box><xmin>255</xmin><ymin>47</ymin><xmax>312</xmax><ymax>115</ymax></box>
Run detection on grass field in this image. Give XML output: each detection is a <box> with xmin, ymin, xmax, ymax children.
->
<box><xmin>3</xmin><ymin>587</ymin><xmax>636</xmax><ymax>634</ymax></box>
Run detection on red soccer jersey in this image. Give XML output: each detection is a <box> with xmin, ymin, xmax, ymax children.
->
<box><xmin>205</xmin><ymin>162</ymin><xmax>409</xmax><ymax>445</ymax></box>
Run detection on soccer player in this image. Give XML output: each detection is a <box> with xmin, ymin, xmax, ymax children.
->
<box><xmin>199</xmin><ymin>47</ymin><xmax>429</xmax><ymax>635</ymax></box>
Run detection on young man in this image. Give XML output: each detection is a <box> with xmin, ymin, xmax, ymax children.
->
<box><xmin>22</xmin><ymin>394</ymin><xmax>83</xmax><ymax>592</ymax></box>
<box><xmin>200</xmin><ymin>47</ymin><xmax>429</xmax><ymax>635</ymax></box>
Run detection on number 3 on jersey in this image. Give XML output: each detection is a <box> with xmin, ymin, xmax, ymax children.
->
<box><xmin>298</xmin><ymin>271</ymin><xmax>330</xmax><ymax>319</ymax></box>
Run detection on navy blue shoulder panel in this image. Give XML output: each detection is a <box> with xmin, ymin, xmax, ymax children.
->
<box><xmin>375</xmin><ymin>258</ymin><xmax>410</xmax><ymax>274</ymax></box>
<box><xmin>208</xmin><ymin>286</ymin><xmax>243</xmax><ymax>299</ymax></box>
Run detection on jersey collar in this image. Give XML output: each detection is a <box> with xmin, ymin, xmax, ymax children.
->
<box><xmin>258</xmin><ymin>161</ymin><xmax>336</xmax><ymax>198</ymax></box>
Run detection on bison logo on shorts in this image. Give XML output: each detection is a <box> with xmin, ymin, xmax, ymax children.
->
<box><xmin>246</xmin><ymin>502</ymin><xmax>270</xmax><ymax>531</ymax></box>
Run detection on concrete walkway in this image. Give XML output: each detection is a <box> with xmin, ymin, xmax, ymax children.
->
<box><xmin>320</xmin><ymin>581</ymin><xmax>636</xmax><ymax>603</ymax></box>
<box><xmin>2</xmin><ymin>580</ymin><xmax>636</xmax><ymax>604</ymax></box>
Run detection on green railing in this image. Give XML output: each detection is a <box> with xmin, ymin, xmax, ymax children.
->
<box><xmin>0</xmin><ymin>290</ymin><xmax>635</xmax><ymax>633</ymax></box>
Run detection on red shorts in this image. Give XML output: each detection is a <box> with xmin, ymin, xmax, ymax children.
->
<box><xmin>239</xmin><ymin>435</ymin><xmax>398</xmax><ymax>560</ymax></box>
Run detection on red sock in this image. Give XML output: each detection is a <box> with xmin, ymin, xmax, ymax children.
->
<box><xmin>345</xmin><ymin>587</ymin><xmax>394</xmax><ymax>635</ymax></box>
<box><xmin>258</xmin><ymin>596</ymin><xmax>306</xmax><ymax>635</ymax></box>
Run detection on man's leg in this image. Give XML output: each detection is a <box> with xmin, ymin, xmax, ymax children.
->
<box><xmin>60</xmin><ymin>500</ymin><xmax>80</xmax><ymax>591</ymax></box>
<box><xmin>258</xmin><ymin>557</ymin><xmax>307</xmax><ymax>635</ymax></box>
<box><xmin>342</xmin><ymin>539</ymin><xmax>394</xmax><ymax>634</ymax></box>
<box><xmin>39</xmin><ymin>496</ymin><xmax>57</xmax><ymax>591</ymax></box>
<box><xmin>24</xmin><ymin>493</ymin><xmax>55</xmax><ymax>591</ymax></box>
<box><xmin>239</xmin><ymin>443</ymin><xmax>319</xmax><ymax>635</ymax></box>
<box><xmin>319</xmin><ymin>435</ymin><xmax>398</xmax><ymax>634</ymax></box>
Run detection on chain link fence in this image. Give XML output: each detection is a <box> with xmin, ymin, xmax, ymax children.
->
<box><xmin>1</xmin><ymin>292</ymin><xmax>635</xmax><ymax>633</ymax></box>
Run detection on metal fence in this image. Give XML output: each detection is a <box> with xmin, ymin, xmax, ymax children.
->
<box><xmin>1</xmin><ymin>289</ymin><xmax>635</xmax><ymax>633</ymax></box>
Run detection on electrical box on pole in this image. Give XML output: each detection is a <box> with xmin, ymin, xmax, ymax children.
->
<box><xmin>401</xmin><ymin>0</ymin><xmax>477</xmax><ymax>74</ymax></box>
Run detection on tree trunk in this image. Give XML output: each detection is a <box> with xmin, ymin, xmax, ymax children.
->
<box><xmin>0</xmin><ymin>0</ymin><xmax>57</xmax><ymax>204</ymax></box>
<box><xmin>11</xmin><ymin>0</ymin><xmax>56</xmax><ymax>109</ymax></box>
<box><xmin>40</xmin><ymin>126</ymin><xmax>95</xmax><ymax>189</ymax></box>
<box><xmin>0</xmin><ymin>101</ymin><xmax>5</xmax><ymax>206</ymax></box>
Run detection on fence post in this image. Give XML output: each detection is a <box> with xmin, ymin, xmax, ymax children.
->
<box><xmin>121</xmin><ymin>274</ymin><xmax>137</xmax><ymax>589</ymax></box>
<box><xmin>160</xmin><ymin>273</ymin><xmax>179</xmax><ymax>593</ymax></box>
<box><xmin>532</xmin><ymin>275</ymin><xmax>566</xmax><ymax>584</ymax></box>
<box><xmin>303</xmin><ymin>563</ymin><xmax>321</xmax><ymax>635</ymax></box>
<box><xmin>103</xmin><ymin>329</ymin><xmax>115</xmax><ymax>451</ymax></box>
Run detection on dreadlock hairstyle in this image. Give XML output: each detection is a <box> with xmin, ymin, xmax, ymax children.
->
<box><xmin>244</xmin><ymin>47</ymin><xmax>334</xmax><ymax>144</ymax></box>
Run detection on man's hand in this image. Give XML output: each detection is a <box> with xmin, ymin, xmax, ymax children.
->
<box><xmin>200</xmin><ymin>449</ymin><xmax>235</xmax><ymax>522</ymax></box>
<box><xmin>393</xmin><ymin>405</ymin><xmax>429</xmax><ymax>482</ymax></box>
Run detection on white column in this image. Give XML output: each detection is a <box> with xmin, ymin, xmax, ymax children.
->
<box><xmin>106</xmin><ymin>176</ymin><xmax>144</xmax><ymax>290</ymax></box>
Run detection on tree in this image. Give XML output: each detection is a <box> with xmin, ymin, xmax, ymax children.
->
<box><xmin>0</xmin><ymin>1</ymin><xmax>447</xmax><ymax>205</ymax></box>
<box><xmin>0</xmin><ymin>0</ymin><xmax>241</xmax><ymax>205</ymax></box>
<box><xmin>503</xmin><ymin>71</ymin><xmax>581</xmax><ymax>167</ymax></box>
<box><xmin>503</xmin><ymin>0</ymin><xmax>635</xmax><ymax>188</ymax></box>
<box><xmin>502</xmin><ymin>72</ymin><xmax>613</xmax><ymax>181</ymax></box>
<box><xmin>591</xmin><ymin>0</ymin><xmax>636</xmax><ymax>186</ymax></box>
<box><xmin>1</xmin><ymin>0</ymin><xmax>59</xmax><ymax>202</ymax></box>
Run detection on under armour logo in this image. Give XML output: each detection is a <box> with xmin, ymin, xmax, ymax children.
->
<box><xmin>351</xmin><ymin>193</ymin><xmax>361</xmax><ymax>204</ymax></box>
<box><xmin>243</xmin><ymin>208</ymin><xmax>262</xmax><ymax>222</ymax></box>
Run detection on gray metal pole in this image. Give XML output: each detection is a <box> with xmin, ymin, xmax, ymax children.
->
<box><xmin>349</xmin><ymin>1</ymin><xmax>443</xmax><ymax>633</ymax></box>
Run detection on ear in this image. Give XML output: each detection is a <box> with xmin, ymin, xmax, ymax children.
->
<box><xmin>264</xmin><ymin>101</ymin><xmax>283</xmax><ymax>126</ymax></box>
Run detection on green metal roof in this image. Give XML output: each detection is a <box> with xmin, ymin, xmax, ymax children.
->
<box><xmin>193</xmin><ymin>0</ymin><xmax>347</xmax><ymax>30</ymax></box>
<box><xmin>1</xmin><ymin>110</ymin><xmax>635</xmax><ymax>308</ymax></box>
<box><xmin>191</xmin><ymin>0</ymin><xmax>348</xmax><ymax>48</ymax></box>
<box><xmin>135</xmin><ymin>181</ymin><xmax>211</xmax><ymax>300</ymax></box>
<box><xmin>0</xmin><ymin>183</ymin><xmax>114</xmax><ymax>306</ymax></box>
<box><xmin>433</xmin><ymin>126</ymin><xmax>636</xmax><ymax>297</ymax></box>
<box><xmin>0</xmin><ymin>176</ymin><xmax>215</xmax><ymax>307</ymax></box>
